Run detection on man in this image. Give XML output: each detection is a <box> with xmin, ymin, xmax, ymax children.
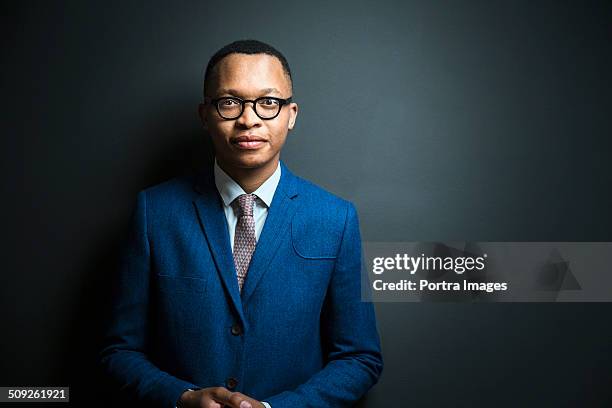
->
<box><xmin>100</xmin><ymin>39</ymin><xmax>383</xmax><ymax>408</ymax></box>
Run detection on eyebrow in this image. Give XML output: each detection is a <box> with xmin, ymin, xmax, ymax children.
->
<box><xmin>218</xmin><ymin>88</ymin><xmax>282</xmax><ymax>97</ymax></box>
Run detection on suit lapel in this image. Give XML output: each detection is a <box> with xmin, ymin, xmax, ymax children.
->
<box><xmin>192</xmin><ymin>170</ymin><xmax>246</xmax><ymax>325</ymax></box>
<box><xmin>240</xmin><ymin>161</ymin><xmax>300</xmax><ymax>304</ymax></box>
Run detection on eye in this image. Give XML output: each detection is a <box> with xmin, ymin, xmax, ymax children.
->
<box><xmin>259</xmin><ymin>98</ymin><xmax>279</xmax><ymax>106</ymax></box>
<box><xmin>220</xmin><ymin>98</ymin><xmax>239</xmax><ymax>106</ymax></box>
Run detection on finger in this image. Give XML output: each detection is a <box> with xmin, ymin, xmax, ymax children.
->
<box><xmin>200</xmin><ymin>394</ymin><xmax>222</xmax><ymax>408</ymax></box>
<box><xmin>228</xmin><ymin>392</ymin><xmax>253</xmax><ymax>408</ymax></box>
<box><xmin>209</xmin><ymin>387</ymin><xmax>233</xmax><ymax>405</ymax></box>
<box><xmin>214</xmin><ymin>392</ymin><xmax>250</xmax><ymax>408</ymax></box>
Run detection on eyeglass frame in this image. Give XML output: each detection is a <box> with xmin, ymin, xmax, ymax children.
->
<box><xmin>204</xmin><ymin>95</ymin><xmax>293</xmax><ymax>120</ymax></box>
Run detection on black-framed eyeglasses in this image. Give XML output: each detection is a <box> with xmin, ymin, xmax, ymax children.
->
<box><xmin>206</xmin><ymin>96</ymin><xmax>293</xmax><ymax>120</ymax></box>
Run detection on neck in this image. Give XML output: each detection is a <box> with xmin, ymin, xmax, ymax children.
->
<box><xmin>217</xmin><ymin>157</ymin><xmax>279</xmax><ymax>193</ymax></box>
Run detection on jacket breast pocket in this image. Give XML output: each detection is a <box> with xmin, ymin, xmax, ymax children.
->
<box><xmin>290</xmin><ymin>216</ymin><xmax>340</xmax><ymax>260</ymax></box>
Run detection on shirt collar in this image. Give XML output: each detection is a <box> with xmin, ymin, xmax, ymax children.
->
<box><xmin>214</xmin><ymin>158</ymin><xmax>282</xmax><ymax>208</ymax></box>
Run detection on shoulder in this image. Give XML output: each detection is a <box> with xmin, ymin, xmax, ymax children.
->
<box><xmin>143</xmin><ymin>173</ymin><xmax>196</xmax><ymax>198</ymax></box>
<box><xmin>289</xmin><ymin>174</ymin><xmax>360</xmax><ymax>258</ymax></box>
<box><xmin>290</xmin><ymin>172</ymin><xmax>359</xmax><ymax>238</ymax></box>
<box><xmin>136</xmin><ymin>173</ymin><xmax>199</xmax><ymax>217</ymax></box>
<box><xmin>292</xmin><ymin>173</ymin><xmax>356</xmax><ymax>219</ymax></box>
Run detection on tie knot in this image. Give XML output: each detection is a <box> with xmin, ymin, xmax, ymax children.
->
<box><xmin>234</xmin><ymin>193</ymin><xmax>256</xmax><ymax>217</ymax></box>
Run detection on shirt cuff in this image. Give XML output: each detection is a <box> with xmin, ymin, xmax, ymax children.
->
<box><xmin>176</xmin><ymin>388</ymin><xmax>196</xmax><ymax>408</ymax></box>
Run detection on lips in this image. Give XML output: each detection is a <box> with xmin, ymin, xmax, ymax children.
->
<box><xmin>231</xmin><ymin>135</ymin><xmax>267</xmax><ymax>150</ymax></box>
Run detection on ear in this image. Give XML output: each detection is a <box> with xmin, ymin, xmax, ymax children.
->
<box><xmin>287</xmin><ymin>102</ymin><xmax>299</xmax><ymax>131</ymax></box>
<box><xmin>198</xmin><ymin>103</ymin><xmax>209</xmax><ymax>130</ymax></box>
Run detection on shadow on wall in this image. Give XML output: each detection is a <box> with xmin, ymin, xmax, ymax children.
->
<box><xmin>56</xmin><ymin>109</ymin><xmax>215</xmax><ymax>407</ymax></box>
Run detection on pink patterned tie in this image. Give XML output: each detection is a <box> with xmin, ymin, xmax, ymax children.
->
<box><xmin>232</xmin><ymin>194</ymin><xmax>257</xmax><ymax>292</ymax></box>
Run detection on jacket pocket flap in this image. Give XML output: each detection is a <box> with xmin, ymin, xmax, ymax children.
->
<box><xmin>155</xmin><ymin>274</ymin><xmax>208</xmax><ymax>294</ymax></box>
<box><xmin>291</xmin><ymin>218</ymin><xmax>340</xmax><ymax>259</ymax></box>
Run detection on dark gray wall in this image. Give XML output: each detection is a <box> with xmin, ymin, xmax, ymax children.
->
<box><xmin>2</xmin><ymin>1</ymin><xmax>611</xmax><ymax>407</ymax></box>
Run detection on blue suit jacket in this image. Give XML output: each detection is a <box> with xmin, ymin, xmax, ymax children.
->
<box><xmin>100</xmin><ymin>161</ymin><xmax>383</xmax><ymax>407</ymax></box>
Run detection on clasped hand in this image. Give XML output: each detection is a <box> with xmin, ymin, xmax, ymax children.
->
<box><xmin>178</xmin><ymin>387</ymin><xmax>265</xmax><ymax>408</ymax></box>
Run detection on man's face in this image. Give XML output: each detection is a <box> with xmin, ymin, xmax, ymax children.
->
<box><xmin>199</xmin><ymin>53</ymin><xmax>298</xmax><ymax>173</ymax></box>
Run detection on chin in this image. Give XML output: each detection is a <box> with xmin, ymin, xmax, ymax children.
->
<box><xmin>239</xmin><ymin>159</ymin><xmax>272</xmax><ymax>169</ymax></box>
<box><xmin>230</xmin><ymin>154</ymin><xmax>273</xmax><ymax>170</ymax></box>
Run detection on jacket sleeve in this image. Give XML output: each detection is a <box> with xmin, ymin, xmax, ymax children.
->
<box><xmin>265</xmin><ymin>202</ymin><xmax>384</xmax><ymax>407</ymax></box>
<box><xmin>99</xmin><ymin>190</ymin><xmax>199</xmax><ymax>408</ymax></box>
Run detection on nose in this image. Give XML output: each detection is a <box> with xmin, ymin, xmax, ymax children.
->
<box><xmin>236</xmin><ymin>101</ymin><xmax>261</xmax><ymax>128</ymax></box>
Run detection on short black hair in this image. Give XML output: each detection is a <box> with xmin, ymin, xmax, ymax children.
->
<box><xmin>203</xmin><ymin>39</ymin><xmax>293</xmax><ymax>97</ymax></box>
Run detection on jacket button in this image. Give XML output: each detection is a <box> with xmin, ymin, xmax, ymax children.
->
<box><xmin>231</xmin><ymin>324</ymin><xmax>242</xmax><ymax>336</ymax></box>
<box><xmin>226</xmin><ymin>377</ymin><xmax>238</xmax><ymax>390</ymax></box>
